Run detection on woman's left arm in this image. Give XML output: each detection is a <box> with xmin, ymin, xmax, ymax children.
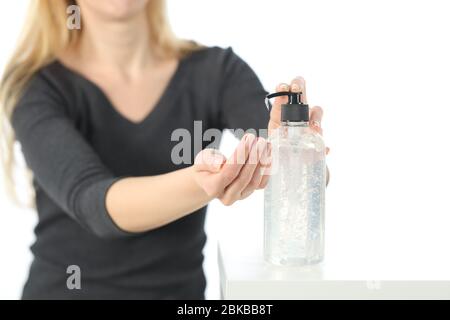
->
<box><xmin>218</xmin><ymin>50</ymin><xmax>329</xmax><ymax>185</ymax></box>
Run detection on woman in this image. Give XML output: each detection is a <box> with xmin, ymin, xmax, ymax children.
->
<box><xmin>0</xmin><ymin>0</ymin><xmax>325</xmax><ymax>299</ymax></box>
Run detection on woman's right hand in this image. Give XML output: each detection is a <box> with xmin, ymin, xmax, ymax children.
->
<box><xmin>193</xmin><ymin>133</ymin><xmax>270</xmax><ymax>206</ymax></box>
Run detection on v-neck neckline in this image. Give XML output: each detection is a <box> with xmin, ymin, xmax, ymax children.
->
<box><xmin>54</xmin><ymin>56</ymin><xmax>189</xmax><ymax>127</ymax></box>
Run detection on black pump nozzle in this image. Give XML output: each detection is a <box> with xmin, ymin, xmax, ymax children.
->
<box><xmin>289</xmin><ymin>92</ymin><xmax>301</xmax><ymax>104</ymax></box>
<box><xmin>265</xmin><ymin>91</ymin><xmax>309</xmax><ymax>122</ymax></box>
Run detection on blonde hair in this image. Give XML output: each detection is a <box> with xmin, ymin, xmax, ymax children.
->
<box><xmin>0</xmin><ymin>0</ymin><xmax>201</xmax><ymax>203</ymax></box>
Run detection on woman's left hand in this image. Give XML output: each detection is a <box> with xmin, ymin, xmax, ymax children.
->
<box><xmin>268</xmin><ymin>77</ymin><xmax>325</xmax><ymax>143</ymax></box>
<box><xmin>267</xmin><ymin>76</ymin><xmax>330</xmax><ymax>184</ymax></box>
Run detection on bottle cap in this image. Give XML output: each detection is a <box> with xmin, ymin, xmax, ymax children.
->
<box><xmin>265</xmin><ymin>91</ymin><xmax>309</xmax><ymax>122</ymax></box>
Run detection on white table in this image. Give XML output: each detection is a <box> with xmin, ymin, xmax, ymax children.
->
<box><xmin>217</xmin><ymin>199</ymin><xmax>450</xmax><ymax>300</ymax></box>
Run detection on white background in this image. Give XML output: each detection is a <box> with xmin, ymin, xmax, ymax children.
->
<box><xmin>1</xmin><ymin>0</ymin><xmax>450</xmax><ymax>299</ymax></box>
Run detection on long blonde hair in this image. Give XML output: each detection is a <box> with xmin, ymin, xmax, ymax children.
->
<box><xmin>0</xmin><ymin>0</ymin><xmax>201</xmax><ymax>203</ymax></box>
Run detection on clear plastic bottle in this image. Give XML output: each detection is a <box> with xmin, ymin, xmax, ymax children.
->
<box><xmin>264</xmin><ymin>91</ymin><xmax>326</xmax><ymax>266</ymax></box>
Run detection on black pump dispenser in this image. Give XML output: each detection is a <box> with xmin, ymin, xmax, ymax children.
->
<box><xmin>265</xmin><ymin>91</ymin><xmax>309</xmax><ymax>122</ymax></box>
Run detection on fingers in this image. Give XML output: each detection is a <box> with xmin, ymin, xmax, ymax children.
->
<box><xmin>220</xmin><ymin>137</ymin><xmax>268</xmax><ymax>205</ymax></box>
<box><xmin>220</xmin><ymin>133</ymin><xmax>255</xmax><ymax>186</ymax></box>
<box><xmin>290</xmin><ymin>76</ymin><xmax>307</xmax><ymax>103</ymax></box>
<box><xmin>194</xmin><ymin>149</ymin><xmax>226</xmax><ymax>173</ymax></box>
<box><xmin>309</xmin><ymin>105</ymin><xmax>323</xmax><ymax>135</ymax></box>
<box><xmin>269</xmin><ymin>77</ymin><xmax>307</xmax><ymax>132</ymax></box>
<box><xmin>259</xmin><ymin>172</ymin><xmax>270</xmax><ymax>189</ymax></box>
<box><xmin>220</xmin><ymin>137</ymin><xmax>262</xmax><ymax>205</ymax></box>
<box><xmin>239</xmin><ymin>138</ymin><xmax>268</xmax><ymax>198</ymax></box>
<box><xmin>258</xmin><ymin>141</ymin><xmax>272</xmax><ymax>189</ymax></box>
<box><xmin>269</xmin><ymin>83</ymin><xmax>289</xmax><ymax>131</ymax></box>
<box><xmin>194</xmin><ymin>136</ymin><xmax>251</xmax><ymax>198</ymax></box>
<box><xmin>308</xmin><ymin>106</ymin><xmax>330</xmax><ymax>154</ymax></box>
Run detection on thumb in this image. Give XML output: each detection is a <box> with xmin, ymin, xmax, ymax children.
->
<box><xmin>269</xmin><ymin>83</ymin><xmax>290</xmax><ymax>124</ymax></box>
<box><xmin>194</xmin><ymin>149</ymin><xmax>226</xmax><ymax>173</ymax></box>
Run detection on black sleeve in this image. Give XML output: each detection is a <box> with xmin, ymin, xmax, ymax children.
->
<box><xmin>217</xmin><ymin>48</ymin><xmax>270</xmax><ymax>137</ymax></box>
<box><xmin>11</xmin><ymin>74</ymin><xmax>131</xmax><ymax>239</ymax></box>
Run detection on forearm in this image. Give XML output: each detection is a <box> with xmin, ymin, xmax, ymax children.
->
<box><xmin>106</xmin><ymin>166</ymin><xmax>213</xmax><ymax>233</ymax></box>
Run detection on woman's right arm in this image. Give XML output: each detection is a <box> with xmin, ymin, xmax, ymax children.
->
<box><xmin>12</xmin><ymin>75</ymin><xmax>268</xmax><ymax>238</ymax></box>
<box><xmin>105</xmin><ymin>133</ymin><xmax>267</xmax><ymax>233</ymax></box>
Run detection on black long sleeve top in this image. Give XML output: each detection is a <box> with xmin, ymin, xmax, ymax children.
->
<box><xmin>11</xmin><ymin>46</ymin><xmax>269</xmax><ymax>299</ymax></box>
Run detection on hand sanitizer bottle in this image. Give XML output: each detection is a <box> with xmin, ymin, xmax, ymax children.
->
<box><xmin>264</xmin><ymin>91</ymin><xmax>326</xmax><ymax>266</ymax></box>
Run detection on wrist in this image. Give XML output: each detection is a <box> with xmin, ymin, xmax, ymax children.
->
<box><xmin>186</xmin><ymin>165</ymin><xmax>215</xmax><ymax>202</ymax></box>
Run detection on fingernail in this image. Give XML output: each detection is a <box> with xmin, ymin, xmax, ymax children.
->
<box><xmin>213</xmin><ymin>162</ymin><xmax>222</xmax><ymax>171</ymax></box>
<box><xmin>247</xmin><ymin>134</ymin><xmax>256</xmax><ymax>145</ymax></box>
<box><xmin>279</xmin><ymin>84</ymin><xmax>289</xmax><ymax>91</ymax></box>
<box><xmin>312</xmin><ymin>120</ymin><xmax>321</xmax><ymax>128</ymax></box>
<box><xmin>291</xmin><ymin>83</ymin><xmax>300</xmax><ymax>92</ymax></box>
<box><xmin>258</xmin><ymin>137</ymin><xmax>267</xmax><ymax>152</ymax></box>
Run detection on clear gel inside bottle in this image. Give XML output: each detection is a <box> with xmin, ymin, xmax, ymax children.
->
<box><xmin>264</xmin><ymin>92</ymin><xmax>326</xmax><ymax>266</ymax></box>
